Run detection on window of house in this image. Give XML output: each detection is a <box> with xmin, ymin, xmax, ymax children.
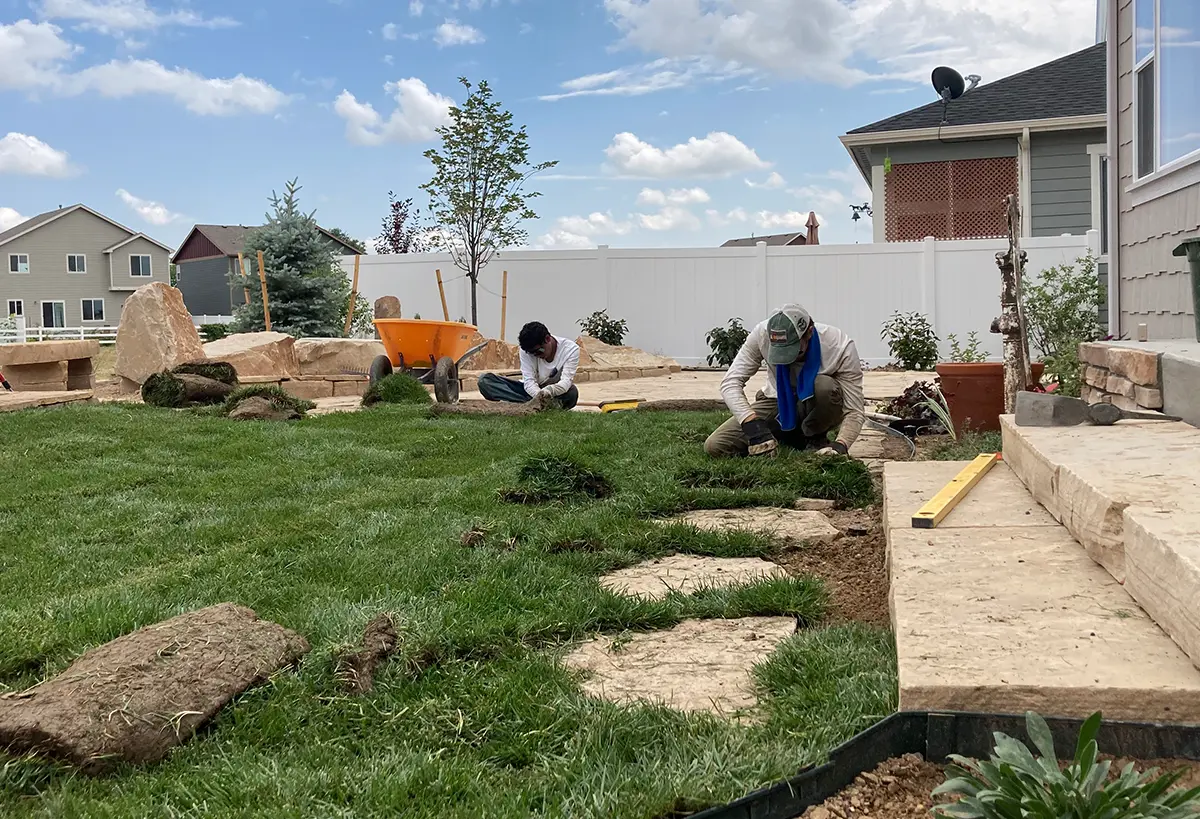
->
<box><xmin>81</xmin><ymin>299</ymin><xmax>105</xmax><ymax>322</ymax></box>
<box><xmin>1099</xmin><ymin>156</ymin><xmax>1109</xmax><ymax>256</ymax></box>
<box><xmin>7</xmin><ymin>299</ymin><xmax>22</xmax><ymax>317</ymax></box>
<box><xmin>8</xmin><ymin>254</ymin><xmax>29</xmax><ymax>274</ymax></box>
<box><xmin>130</xmin><ymin>255</ymin><xmax>152</xmax><ymax>277</ymax></box>
<box><xmin>1135</xmin><ymin>0</ymin><xmax>1200</xmax><ymax>178</ymax></box>
<box><xmin>41</xmin><ymin>301</ymin><xmax>65</xmax><ymax>328</ymax></box>
<box><xmin>1090</xmin><ymin>145</ymin><xmax>1111</xmax><ymax>261</ymax></box>
<box><xmin>67</xmin><ymin>254</ymin><xmax>86</xmax><ymax>273</ymax></box>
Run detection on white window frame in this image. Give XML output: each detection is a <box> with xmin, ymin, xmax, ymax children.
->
<box><xmin>8</xmin><ymin>253</ymin><xmax>29</xmax><ymax>274</ymax></box>
<box><xmin>81</xmin><ymin>298</ymin><xmax>105</xmax><ymax>322</ymax></box>
<box><xmin>7</xmin><ymin>299</ymin><xmax>23</xmax><ymax>318</ymax></box>
<box><xmin>67</xmin><ymin>253</ymin><xmax>87</xmax><ymax>274</ymax></box>
<box><xmin>1088</xmin><ymin>144</ymin><xmax>1110</xmax><ymax>264</ymax></box>
<box><xmin>41</xmin><ymin>300</ymin><xmax>65</xmax><ymax>328</ymax></box>
<box><xmin>129</xmin><ymin>254</ymin><xmax>153</xmax><ymax>277</ymax></box>
<box><xmin>1129</xmin><ymin>0</ymin><xmax>1200</xmax><ymax>205</ymax></box>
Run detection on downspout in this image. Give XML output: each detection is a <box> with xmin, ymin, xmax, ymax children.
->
<box><xmin>1106</xmin><ymin>0</ymin><xmax>1121</xmax><ymax>335</ymax></box>
<box><xmin>1019</xmin><ymin>128</ymin><xmax>1033</xmax><ymax>238</ymax></box>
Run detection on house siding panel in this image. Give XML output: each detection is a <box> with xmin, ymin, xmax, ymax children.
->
<box><xmin>110</xmin><ymin>237</ymin><xmax>171</xmax><ymax>293</ymax></box>
<box><xmin>178</xmin><ymin>257</ymin><xmax>238</xmax><ymax>315</ymax></box>
<box><xmin>1</xmin><ymin>209</ymin><xmax>165</xmax><ymax>327</ymax></box>
<box><xmin>1114</xmin><ymin>0</ymin><xmax>1200</xmax><ymax>339</ymax></box>
<box><xmin>870</xmin><ymin>138</ymin><xmax>1017</xmax><ymax>167</ymax></box>
<box><xmin>1029</xmin><ymin>128</ymin><xmax>1105</xmax><ymax>237</ymax></box>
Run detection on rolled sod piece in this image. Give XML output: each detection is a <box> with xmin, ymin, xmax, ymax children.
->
<box><xmin>142</xmin><ymin>372</ymin><xmax>236</xmax><ymax>407</ymax></box>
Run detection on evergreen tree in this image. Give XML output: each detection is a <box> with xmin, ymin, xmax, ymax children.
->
<box><xmin>327</xmin><ymin>227</ymin><xmax>367</xmax><ymax>254</ymax></box>
<box><xmin>229</xmin><ymin>179</ymin><xmax>347</xmax><ymax>338</ymax></box>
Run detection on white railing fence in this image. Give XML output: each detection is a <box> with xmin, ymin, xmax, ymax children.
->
<box><xmin>192</xmin><ymin>315</ymin><xmax>236</xmax><ymax>325</ymax></box>
<box><xmin>0</xmin><ymin>317</ymin><xmax>119</xmax><ymax>345</ymax></box>
<box><xmin>343</xmin><ymin>233</ymin><xmax>1100</xmax><ymax>366</ymax></box>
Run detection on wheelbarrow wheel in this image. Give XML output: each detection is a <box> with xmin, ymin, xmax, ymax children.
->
<box><xmin>368</xmin><ymin>354</ymin><xmax>393</xmax><ymax>387</ymax></box>
<box><xmin>433</xmin><ymin>356</ymin><xmax>459</xmax><ymax>404</ymax></box>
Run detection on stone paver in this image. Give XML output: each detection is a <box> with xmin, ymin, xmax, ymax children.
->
<box><xmin>884</xmin><ymin>459</ymin><xmax>1200</xmax><ymax>722</ymax></box>
<box><xmin>600</xmin><ymin>554</ymin><xmax>788</xmax><ymax>600</ymax></box>
<box><xmin>669</xmin><ymin>508</ymin><xmax>841</xmax><ymax>545</ymax></box>
<box><xmin>563</xmin><ymin>617</ymin><xmax>796</xmax><ymax>716</ymax></box>
<box><xmin>0</xmin><ymin>389</ymin><xmax>94</xmax><ymax>412</ymax></box>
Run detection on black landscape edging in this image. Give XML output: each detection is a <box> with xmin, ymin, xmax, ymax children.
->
<box><xmin>692</xmin><ymin>711</ymin><xmax>1200</xmax><ymax>819</ymax></box>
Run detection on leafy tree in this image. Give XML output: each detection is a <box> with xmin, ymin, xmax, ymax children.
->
<box><xmin>326</xmin><ymin>227</ymin><xmax>366</xmax><ymax>255</ymax></box>
<box><xmin>421</xmin><ymin>77</ymin><xmax>557</xmax><ymax>324</ymax></box>
<box><xmin>229</xmin><ymin>178</ymin><xmax>347</xmax><ymax>338</ymax></box>
<box><xmin>375</xmin><ymin>191</ymin><xmax>429</xmax><ymax>254</ymax></box>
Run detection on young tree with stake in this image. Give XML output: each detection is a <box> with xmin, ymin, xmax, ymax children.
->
<box><xmin>421</xmin><ymin>77</ymin><xmax>557</xmax><ymax>325</ymax></box>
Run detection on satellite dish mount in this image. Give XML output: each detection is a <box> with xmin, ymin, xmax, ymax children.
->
<box><xmin>931</xmin><ymin>66</ymin><xmax>968</xmax><ymax>126</ymax></box>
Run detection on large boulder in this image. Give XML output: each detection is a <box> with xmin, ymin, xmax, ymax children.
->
<box><xmin>114</xmin><ymin>283</ymin><xmax>206</xmax><ymax>385</ymax></box>
<box><xmin>374</xmin><ymin>296</ymin><xmax>402</xmax><ymax>319</ymax></box>
<box><xmin>204</xmin><ymin>332</ymin><xmax>299</xmax><ymax>378</ymax></box>
<box><xmin>294</xmin><ymin>338</ymin><xmax>386</xmax><ymax>376</ymax></box>
<box><xmin>460</xmin><ymin>331</ymin><xmax>521</xmax><ymax>371</ymax></box>
<box><xmin>576</xmin><ymin>335</ymin><xmax>678</xmax><ymax>370</ymax></box>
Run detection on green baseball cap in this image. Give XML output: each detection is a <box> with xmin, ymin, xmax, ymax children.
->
<box><xmin>766</xmin><ymin>304</ymin><xmax>813</xmax><ymax>365</ymax></box>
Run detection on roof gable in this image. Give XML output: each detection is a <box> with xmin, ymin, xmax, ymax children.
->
<box><xmin>0</xmin><ymin>203</ymin><xmax>173</xmax><ymax>252</ymax></box>
<box><xmin>721</xmin><ymin>232</ymin><xmax>807</xmax><ymax>248</ymax></box>
<box><xmin>172</xmin><ymin>223</ymin><xmax>362</xmax><ymax>263</ymax></box>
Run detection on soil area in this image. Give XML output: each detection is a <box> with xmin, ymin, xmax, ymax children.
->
<box><xmin>776</xmin><ymin>505</ymin><xmax>888</xmax><ymax>626</ymax></box>
<box><xmin>796</xmin><ymin>753</ymin><xmax>1200</xmax><ymax>819</ymax></box>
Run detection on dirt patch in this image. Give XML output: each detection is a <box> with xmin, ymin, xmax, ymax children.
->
<box><xmin>635</xmin><ymin>399</ymin><xmax>728</xmax><ymax>412</ymax></box>
<box><xmin>430</xmin><ymin>399</ymin><xmax>539</xmax><ymax>417</ymax></box>
<box><xmin>563</xmin><ymin>617</ymin><xmax>796</xmax><ymax>717</ymax></box>
<box><xmin>776</xmin><ymin>505</ymin><xmax>888</xmax><ymax>626</ymax></box>
<box><xmin>0</xmin><ymin>603</ymin><xmax>310</xmax><ymax>773</ymax></box>
<box><xmin>600</xmin><ymin>554</ymin><xmax>788</xmax><ymax>600</ymax></box>
<box><xmin>669</xmin><ymin>508</ymin><xmax>841</xmax><ymax>546</ymax></box>
<box><xmin>334</xmin><ymin>614</ymin><xmax>399</xmax><ymax>695</ymax></box>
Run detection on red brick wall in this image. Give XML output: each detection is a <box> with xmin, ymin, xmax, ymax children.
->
<box><xmin>885</xmin><ymin>157</ymin><xmax>1018</xmax><ymax>241</ymax></box>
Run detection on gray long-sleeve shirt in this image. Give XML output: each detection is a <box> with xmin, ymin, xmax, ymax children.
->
<box><xmin>719</xmin><ymin>320</ymin><xmax>866</xmax><ymax>450</ymax></box>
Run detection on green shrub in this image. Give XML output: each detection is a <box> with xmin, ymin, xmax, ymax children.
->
<box><xmin>933</xmin><ymin>710</ymin><xmax>1200</xmax><ymax>819</ymax></box>
<box><xmin>881</xmin><ymin>311</ymin><xmax>939</xmax><ymax>371</ymax></box>
<box><xmin>199</xmin><ymin>324</ymin><xmax>231</xmax><ymax>343</ymax></box>
<box><xmin>1023</xmin><ymin>253</ymin><xmax>1103</xmax><ymax>397</ymax></box>
<box><xmin>362</xmin><ymin>373</ymin><xmax>432</xmax><ymax>407</ymax></box>
<box><xmin>578</xmin><ymin>309</ymin><xmax>628</xmax><ymax>346</ymax></box>
<box><xmin>705</xmin><ymin>318</ymin><xmax>749</xmax><ymax>367</ymax></box>
<box><xmin>222</xmin><ymin>385</ymin><xmax>315</xmax><ymax>416</ymax></box>
<box><xmin>946</xmin><ymin>331</ymin><xmax>987</xmax><ymax>363</ymax></box>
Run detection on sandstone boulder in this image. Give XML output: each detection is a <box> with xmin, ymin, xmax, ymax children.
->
<box><xmin>204</xmin><ymin>332</ymin><xmax>299</xmax><ymax>378</ymax></box>
<box><xmin>114</xmin><ymin>283</ymin><xmax>206</xmax><ymax>385</ymax></box>
<box><xmin>374</xmin><ymin>296</ymin><xmax>402</xmax><ymax>319</ymax></box>
<box><xmin>461</xmin><ymin>331</ymin><xmax>521</xmax><ymax>371</ymax></box>
<box><xmin>294</xmin><ymin>338</ymin><xmax>386</xmax><ymax>375</ymax></box>
<box><xmin>577</xmin><ymin>335</ymin><xmax>678</xmax><ymax>370</ymax></box>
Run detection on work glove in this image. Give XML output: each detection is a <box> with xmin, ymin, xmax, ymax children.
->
<box><xmin>741</xmin><ymin>418</ymin><xmax>778</xmax><ymax>457</ymax></box>
<box><xmin>815</xmin><ymin>442</ymin><xmax>850</xmax><ymax>457</ymax></box>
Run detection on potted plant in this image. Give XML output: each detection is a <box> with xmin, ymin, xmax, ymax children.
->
<box><xmin>934</xmin><ymin>330</ymin><xmax>1044</xmax><ymax>435</ymax></box>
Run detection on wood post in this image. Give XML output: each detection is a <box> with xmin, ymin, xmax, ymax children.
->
<box><xmin>991</xmin><ymin>194</ymin><xmax>1033</xmax><ymax>413</ymax></box>
<box><xmin>435</xmin><ymin>268</ymin><xmax>449</xmax><ymax>321</ymax></box>
<box><xmin>500</xmin><ymin>269</ymin><xmax>508</xmax><ymax>341</ymax></box>
<box><xmin>256</xmin><ymin>250</ymin><xmax>272</xmax><ymax>332</ymax></box>
<box><xmin>237</xmin><ymin>252</ymin><xmax>250</xmax><ymax>305</ymax></box>
<box><xmin>343</xmin><ymin>254</ymin><xmax>361</xmax><ymax>337</ymax></box>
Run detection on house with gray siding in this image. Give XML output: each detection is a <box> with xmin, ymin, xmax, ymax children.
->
<box><xmin>1103</xmin><ymin>0</ymin><xmax>1200</xmax><ymax>340</ymax></box>
<box><xmin>171</xmin><ymin>223</ymin><xmax>361</xmax><ymax>317</ymax></box>
<box><xmin>0</xmin><ymin>204</ymin><xmax>173</xmax><ymax>328</ymax></box>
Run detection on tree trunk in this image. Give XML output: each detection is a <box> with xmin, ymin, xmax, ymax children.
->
<box><xmin>470</xmin><ymin>276</ymin><xmax>478</xmax><ymax>325</ymax></box>
<box><xmin>992</xmin><ymin>248</ymin><xmax>1033</xmax><ymax>414</ymax></box>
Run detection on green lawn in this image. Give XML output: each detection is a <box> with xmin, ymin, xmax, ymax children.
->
<box><xmin>0</xmin><ymin>403</ymin><xmax>896</xmax><ymax>818</ymax></box>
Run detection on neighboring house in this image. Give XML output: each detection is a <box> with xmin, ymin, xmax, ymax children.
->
<box><xmin>722</xmin><ymin>214</ymin><xmax>820</xmax><ymax>247</ymax></box>
<box><xmin>171</xmin><ymin>223</ymin><xmax>362</xmax><ymax>316</ymax></box>
<box><xmin>839</xmin><ymin>43</ymin><xmax>1108</xmax><ymax>247</ymax></box>
<box><xmin>1</xmin><ymin>204</ymin><xmax>172</xmax><ymax>328</ymax></box>
<box><xmin>1104</xmin><ymin>0</ymin><xmax>1200</xmax><ymax>339</ymax></box>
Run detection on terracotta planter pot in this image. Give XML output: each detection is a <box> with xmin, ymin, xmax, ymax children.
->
<box><xmin>934</xmin><ymin>362</ymin><xmax>1045</xmax><ymax>435</ymax></box>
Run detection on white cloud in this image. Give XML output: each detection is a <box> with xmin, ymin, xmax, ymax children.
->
<box><xmin>787</xmin><ymin>165</ymin><xmax>873</xmax><ymax>218</ymax></box>
<box><xmin>755</xmin><ymin>210</ymin><xmax>823</xmax><ymax>231</ymax></box>
<box><xmin>381</xmin><ymin>22</ymin><xmax>398</xmax><ymax>40</ymax></box>
<box><xmin>334</xmin><ymin>77</ymin><xmax>454</xmax><ymax>145</ymax></box>
<box><xmin>605</xmin><ymin>131</ymin><xmax>768</xmax><ymax>178</ymax></box>
<box><xmin>409</xmin><ymin>0</ymin><xmax>424</xmax><ymax>16</ymax></box>
<box><xmin>746</xmin><ymin>171</ymin><xmax>785</xmax><ymax>189</ymax></box>
<box><xmin>0</xmin><ymin>20</ymin><xmax>288</xmax><ymax>115</ymax></box>
<box><xmin>0</xmin><ymin>208</ymin><xmax>27</xmax><ymax>231</ymax></box>
<box><xmin>636</xmin><ymin>187</ymin><xmax>710</xmax><ymax>206</ymax></box>
<box><xmin>519</xmin><ymin>22</ymin><xmax>533</xmax><ymax>35</ymax></box>
<box><xmin>116</xmin><ymin>188</ymin><xmax>182</xmax><ymax>225</ymax></box>
<box><xmin>541</xmin><ymin>57</ymin><xmax>754</xmax><ymax>101</ymax></box>
<box><xmin>602</xmin><ymin>0</ymin><xmax>1096</xmax><ymax>89</ymax></box>
<box><xmin>706</xmin><ymin>207</ymin><xmax>749</xmax><ymax>227</ymax></box>
<box><xmin>434</xmin><ymin>19</ymin><xmax>484</xmax><ymax>46</ymax></box>
<box><xmin>383</xmin><ymin>54</ymin><xmax>394</xmax><ymax>65</ymax></box>
<box><xmin>534</xmin><ymin>211</ymin><xmax>633</xmax><ymax>249</ymax></box>
<box><xmin>534</xmin><ymin>229</ymin><xmax>596</xmax><ymax>250</ymax></box>
<box><xmin>37</xmin><ymin>0</ymin><xmax>238</xmax><ymax>34</ymax></box>
<box><xmin>637</xmin><ymin>205</ymin><xmax>702</xmax><ymax>232</ymax></box>
<box><xmin>0</xmin><ymin>133</ymin><xmax>73</xmax><ymax>176</ymax></box>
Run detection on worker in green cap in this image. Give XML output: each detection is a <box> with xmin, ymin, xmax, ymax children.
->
<box><xmin>704</xmin><ymin>303</ymin><xmax>865</xmax><ymax>458</ymax></box>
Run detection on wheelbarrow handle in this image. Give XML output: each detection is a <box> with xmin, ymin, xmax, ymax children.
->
<box><xmin>455</xmin><ymin>342</ymin><xmax>490</xmax><ymax>367</ymax></box>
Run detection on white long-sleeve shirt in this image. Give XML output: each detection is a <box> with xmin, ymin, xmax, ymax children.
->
<box><xmin>719</xmin><ymin>320</ymin><xmax>866</xmax><ymax>449</ymax></box>
<box><xmin>520</xmin><ymin>335</ymin><xmax>580</xmax><ymax>398</ymax></box>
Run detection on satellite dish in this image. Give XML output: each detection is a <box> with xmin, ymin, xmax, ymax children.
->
<box><xmin>931</xmin><ymin>66</ymin><xmax>966</xmax><ymax>102</ymax></box>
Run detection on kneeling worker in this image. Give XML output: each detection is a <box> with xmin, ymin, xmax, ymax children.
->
<box><xmin>705</xmin><ymin>303</ymin><xmax>864</xmax><ymax>458</ymax></box>
<box><xmin>478</xmin><ymin>321</ymin><xmax>581</xmax><ymax>410</ymax></box>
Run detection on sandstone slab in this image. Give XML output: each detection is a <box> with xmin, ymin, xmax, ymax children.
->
<box><xmin>282</xmin><ymin>379</ymin><xmax>334</xmax><ymax>400</ymax></box>
<box><xmin>563</xmin><ymin>617</ymin><xmax>796</xmax><ymax>716</ymax></box>
<box><xmin>204</xmin><ymin>332</ymin><xmax>299</xmax><ymax>378</ymax></box>
<box><xmin>294</xmin><ymin>338</ymin><xmax>386</xmax><ymax>375</ymax></box>
<box><xmin>670</xmin><ymin>508</ymin><xmax>840</xmax><ymax>545</ymax></box>
<box><xmin>460</xmin><ymin>333</ymin><xmax>520</xmax><ymax>371</ymax></box>
<box><xmin>1107</xmin><ymin>347</ymin><xmax>1160</xmax><ymax>386</ymax></box>
<box><xmin>884</xmin><ymin>460</ymin><xmax>1200</xmax><ymax>722</ymax></box>
<box><xmin>0</xmin><ymin>340</ymin><xmax>98</xmax><ymax>367</ymax></box>
<box><xmin>577</xmin><ymin>335</ymin><xmax>680</xmax><ymax>371</ymax></box>
<box><xmin>114</xmin><ymin>283</ymin><xmax>206</xmax><ymax>385</ymax></box>
<box><xmin>3</xmin><ymin>361</ymin><xmax>66</xmax><ymax>391</ymax></box>
<box><xmin>600</xmin><ymin>554</ymin><xmax>788</xmax><ymax>600</ymax></box>
<box><xmin>0</xmin><ymin>390</ymin><xmax>94</xmax><ymax>412</ymax></box>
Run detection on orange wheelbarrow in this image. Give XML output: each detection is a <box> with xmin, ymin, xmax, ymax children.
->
<box><xmin>370</xmin><ymin>319</ymin><xmax>487</xmax><ymax>403</ymax></box>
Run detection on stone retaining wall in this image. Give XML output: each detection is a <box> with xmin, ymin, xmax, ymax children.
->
<box><xmin>1078</xmin><ymin>342</ymin><xmax>1162</xmax><ymax>412</ymax></box>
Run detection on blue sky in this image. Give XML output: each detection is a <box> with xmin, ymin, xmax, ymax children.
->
<box><xmin>1</xmin><ymin>0</ymin><xmax>1096</xmax><ymax>251</ymax></box>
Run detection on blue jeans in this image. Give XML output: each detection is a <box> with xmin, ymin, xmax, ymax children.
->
<box><xmin>478</xmin><ymin>373</ymin><xmax>580</xmax><ymax>409</ymax></box>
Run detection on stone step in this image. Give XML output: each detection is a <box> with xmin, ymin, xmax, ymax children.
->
<box><xmin>1001</xmin><ymin>414</ymin><xmax>1200</xmax><ymax>675</ymax></box>
<box><xmin>883</xmin><ymin>459</ymin><xmax>1200</xmax><ymax>723</ymax></box>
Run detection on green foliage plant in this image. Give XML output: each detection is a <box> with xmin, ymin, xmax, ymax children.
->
<box><xmin>578</xmin><ymin>310</ymin><xmax>628</xmax><ymax>346</ymax></box>
<box><xmin>881</xmin><ymin>311</ymin><xmax>939</xmax><ymax>371</ymax></box>
<box><xmin>705</xmin><ymin>318</ymin><xmax>750</xmax><ymax>367</ymax></box>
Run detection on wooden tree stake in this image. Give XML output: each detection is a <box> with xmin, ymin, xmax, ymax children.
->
<box><xmin>435</xmin><ymin>268</ymin><xmax>450</xmax><ymax>321</ymax></box>
<box><xmin>343</xmin><ymin>254</ymin><xmax>361</xmax><ymax>337</ymax></box>
<box><xmin>256</xmin><ymin>250</ymin><xmax>272</xmax><ymax>332</ymax></box>
<box><xmin>991</xmin><ymin>194</ymin><xmax>1033</xmax><ymax>413</ymax></box>
<box><xmin>500</xmin><ymin>269</ymin><xmax>508</xmax><ymax>341</ymax></box>
<box><xmin>237</xmin><ymin>252</ymin><xmax>251</xmax><ymax>306</ymax></box>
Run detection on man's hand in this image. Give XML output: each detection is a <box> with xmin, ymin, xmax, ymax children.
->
<box><xmin>531</xmin><ymin>390</ymin><xmax>556</xmax><ymax>411</ymax></box>
<box><xmin>741</xmin><ymin>418</ymin><xmax>778</xmax><ymax>457</ymax></box>
<box><xmin>815</xmin><ymin>442</ymin><xmax>850</xmax><ymax>457</ymax></box>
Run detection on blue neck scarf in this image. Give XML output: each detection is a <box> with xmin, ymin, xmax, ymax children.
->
<box><xmin>775</xmin><ymin>330</ymin><xmax>822</xmax><ymax>433</ymax></box>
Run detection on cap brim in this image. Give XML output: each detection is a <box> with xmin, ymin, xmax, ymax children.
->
<box><xmin>766</xmin><ymin>343</ymin><xmax>801</xmax><ymax>366</ymax></box>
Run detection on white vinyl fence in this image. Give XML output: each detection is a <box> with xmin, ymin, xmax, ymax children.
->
<box><xmin>0</xmin><ymin>317</ymin><xmax>119</xmax><ymax>345</ymax></box>
<box><xmin>344</xmin><ymin>233</ymin><xmax>1099</xmax><ymax>366</ymax></box>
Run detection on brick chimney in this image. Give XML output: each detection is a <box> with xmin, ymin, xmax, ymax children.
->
<box><xmin>805</xmin><ymin>211</ymin><xmax>820</xmax><ymax>245</ymax></box>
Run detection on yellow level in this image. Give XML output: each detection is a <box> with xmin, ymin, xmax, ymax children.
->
<box><xmin>911</xmin><ymin>453</ymin><xmax>1001</xmax><ymax>529</ymax></box>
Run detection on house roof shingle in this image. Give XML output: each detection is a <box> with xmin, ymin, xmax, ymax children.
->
<box><xmin>721</xmin><ymin>232</ymin><xmax>806</xmax><ymax>248</ymax></box>
<box><xmin>0</xmin><ymin>204</ymin><xmax>173</xmax><ymax>252</ymax></box>
<box><xmin>845</xmin><ymin>43</ymin><xmax>1106</xmax><ymax>136</ymax></box>
<box><xmin>173</xmin><ymin>223</ymin><xmax>363</xmax><ymax>263</ymax></box>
